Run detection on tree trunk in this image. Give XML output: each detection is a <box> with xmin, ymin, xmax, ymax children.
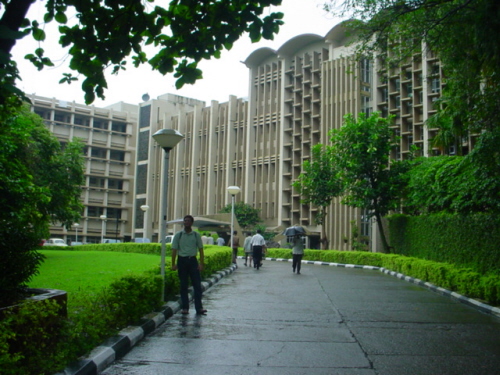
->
<box><xmin>374</xmin><ymin>211</ymin><xmax>390</xmax><ymax>253</ymax></box>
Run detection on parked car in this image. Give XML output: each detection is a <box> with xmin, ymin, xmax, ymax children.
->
<box><xmin>165</xmin><ymin>235</ymin><xmax>174</xmax><ymax>243</ymax></box>
<box><xmin>134</xmin><ymin>238</ymin><xmax>151</xmax><ymax>243</ymax></box>
<box><xmin>43</xmin><ymin>238</ymin><xmax>68</xmax><ymax>247</ymax></box>
<box><xmin>102</xmin><ymin>239</ymin><xmax>121</xmax><ymax>244</ymax></box>
<box><xmin>71</xmin><ymin>242</ymin><xmax>84</xmax><ymax>246</ymax></box>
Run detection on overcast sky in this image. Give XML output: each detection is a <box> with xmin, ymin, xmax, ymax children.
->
<box><xmin>13</xmin><ymin>0</ymin><xmax>342</xmax><ymax>107</ymax></box>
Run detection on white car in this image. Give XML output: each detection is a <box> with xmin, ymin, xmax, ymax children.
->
<box><xmin>44</xmin><ymin>238</ymin><xmax>68</xmax><ymax>247</ymax></box>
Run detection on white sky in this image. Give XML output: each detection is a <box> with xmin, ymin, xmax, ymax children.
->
<box><xmin>12</xmin><ymin>0</ymin><xmax>342</xmax><ymax>107</ymax></box>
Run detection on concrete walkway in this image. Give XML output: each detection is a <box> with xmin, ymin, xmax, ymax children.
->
<box><xmin>101</xmin><ymin>259</ymin><xmax>500</xmax><ymax>375</ymax></box>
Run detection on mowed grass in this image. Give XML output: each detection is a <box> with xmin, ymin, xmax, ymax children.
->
<box><xmin>29</xmin><ymin>250</ymin><xmax>161</xmax><ymax>301</ymax></box>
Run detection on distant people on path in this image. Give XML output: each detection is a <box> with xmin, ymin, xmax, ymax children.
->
<box><xmin>251</xmin><ymin>229</ymin><xmax>266</xmax><ymax>270</ymax></box>
<box><xmin>231</xmin><ymin>230</ymin><xmax>240</xmax><ymax>265</ymax></box>
<box><xmin>291</xmin><ymin>235</ymin><xmax>305</xmax><ymax>274</ymax></box>
<box><xmin>201</xmin><ymin>233</ymin><xmax>208</xmax><ymax>245</ymax></box>
<box><xmin>171</xmin><ymin>215</ymin><xmax>207</xmax><ymax>315</ymax></box>
<box><xmin>243</xmin><ymin>232</ymin><xmax>253</xmax><ymax>267</ymax></box>
<box><xmin>207</xmin><ymin>234</ymin><xmax>214</xmax><ymax>245</ymax></box>
<box><xmin>216</xmin><ymin>236</ymin><xmax>225</xmax><ymax>246</ymax></box>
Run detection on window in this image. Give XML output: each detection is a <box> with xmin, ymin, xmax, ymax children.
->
<box><xmin>360</xmin><ymin>58</ymin><xmax>371</xmax><ymax>84</ymax></box>
<box><xmin>431</xmin><ymin>78</ymin><xmax>440</xmax><ymax>93</ymax></box>
<box><xmin>111</xmin><ymin>121</ymin><xmax>127</xmax><ymax>132</ymax></box>
<box><xmin>108</xmin><ymin>179</ymin><xmax>123</xmax><ymax>190</ymax></box>
<box><xmin>87</xmin><ymin>206</ymin><xmax>104</xmax><ymax>217</ymax></box>
<box><xmin>91</xmin><ymin>147</ymin><xmax>107</xmax><ymax>159</ymax></box>
<box><xmin>110</xmin><ymin>150</ymin><xmax>125</xmax><ymax>162</ymax></box>
<box><xmin>89</xmin><ymin>177</ymin><xmax>105</xmax><ymax>188</ymax></box>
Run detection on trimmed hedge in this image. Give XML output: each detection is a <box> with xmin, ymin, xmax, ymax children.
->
<box><xmin>266</xmin><ymin>248</ymin><xmax>500</xmax><ymax>306</ymax></box>
<box><xmin>388</xmin><ymin>213</ymin><xmax>500</xmax><ymax>275</ymax></box>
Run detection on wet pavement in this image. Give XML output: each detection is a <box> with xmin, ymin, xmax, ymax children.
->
<box><xmin>102</xmin><ymin>259</ymin><xmax>500</xmax><ymax>375</ymax></box>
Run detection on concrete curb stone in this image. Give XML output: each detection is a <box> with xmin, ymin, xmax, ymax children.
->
<box><xmin>56</xmin><ymin>264</ymin><xmax>237</xmax><ymax>375</ymax></box>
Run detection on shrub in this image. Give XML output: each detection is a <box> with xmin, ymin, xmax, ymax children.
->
<box><xmin>0</xmin><ymin>299</ymin><xmax>70</xmax><ymax>374</ymax></box>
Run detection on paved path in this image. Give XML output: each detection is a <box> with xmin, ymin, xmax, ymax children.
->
<box><xmin>102</xmin><ymin>260</ymin><xmax>500</xmax><ymax>375</ymax></box>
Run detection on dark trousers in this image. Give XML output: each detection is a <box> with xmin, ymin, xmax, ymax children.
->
<box><xmin>253</xmin><ymin>246</ymin><xmax>263</xmax><ymax>269</ymax></box>
<box><xmin>177</xmin><ymin>256</ymin><xmax>203</xmax><ymax>312</ymax></box>
<box><xmin>292</xmin><ymin>254</ymin><xmax>303</xmax><ymax>272</ymax></box>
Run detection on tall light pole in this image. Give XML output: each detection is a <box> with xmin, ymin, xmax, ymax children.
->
<box><xmin>152</xmin><ymin>128</ymin><xmax>184</xmax><ymax>302</ymax></box>
<box><xmin>227</xmin><ymin>186</ymin><xmax>241</xmax><ymax>262</ymax></box>
<box><xmin>140</xmin><ymin>204</ymin><xmax>150</xmax><ymax>241</ymax></box>
<box><xmin>73</xmin><ymin>223</ymin><xmax>80</xmax><ymax>243</ymax></box>
<box><xmin>100</xmin><ymin>215</ymin><xmax>107</xmax><ymax>243</ymax></box>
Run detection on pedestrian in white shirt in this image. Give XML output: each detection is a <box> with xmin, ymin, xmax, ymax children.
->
<box><xmin>251</xmin><ymin>229</ymin><xmax>266</xmax><ymax>270</ymax></box>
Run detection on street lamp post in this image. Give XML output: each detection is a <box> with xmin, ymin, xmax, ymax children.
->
<box><xmin>100</xmin><ymin>215</ymin><xmax>107</xmax><ymax>243</ymax></box>
<box><xmin>227</xmin><ymin>186</ymin><xmax>241</xmax><ymax>263</ymax></box>
<box><xmin>152</xmin><ymin>129</ymin><xmax>184</xmax><ymax>302</ymax></box>
<box><xmin>73</xmin><ymin>223</ymin><xmax>80</xmax><ymax>243</ymax></box>
<box><xmin>140</xmin><ymin>204</ymin><xmax>150</xmax><ymax>241</ymax></box>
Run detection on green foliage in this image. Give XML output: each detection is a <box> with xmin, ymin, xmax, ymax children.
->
<box><xmin>293</xmin><ymin>144</ymin><xmax>343</xmax><ymax>224</ymax></box>
<box><xmin>328</xmin><ymin>112</ymin><xmax>408</xmax><ymax>251</ymax></box>
<box><xmin>219</xmin><ymin>201</ymin><xmax>262</xmax><ymax>229</ymax></box>
<box><xmin>403</xmin><ymin>156</ymin><xmax>500</xmax><ymax>214</ymax></box>
<box><xmin>388</xmin><ymin>213</ymin><xmax>500</xmax><ymax>276</ymax></box>
<box><xmin>293</xmin><ymin>144</ymin><xmax>343</xmax><ymax>248</ymax></box>
<box><xmin>0</xmin><ymin>299</ymin><xmax>69</xmax><ymax>374</ymax></box>
<box><xmin>2</xmin><ymin>0</ymin><xmax>284</xmax><ymax>104</ymax></box>
<box><xmin>10</xmin><ymin>246</ymin><xmax>232</xmax><ymax>373</ymax></box>
<box><xmin>0</xmin><ymin>105</ymin><xmax>85</xmax><ymax>305</ymax></box>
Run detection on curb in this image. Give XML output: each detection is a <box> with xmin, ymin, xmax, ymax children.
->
<box><xmin>57</xmin><ymin>264</ymin><xmax>237</xmax><ymax>375</ymax></box>
<box><xmin>266</xmin><ymin>257</ymin><xmax>500</xmax><ymax>318</ymax></box>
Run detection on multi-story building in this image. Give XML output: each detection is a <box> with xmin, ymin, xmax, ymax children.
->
<box><xmin>29</xmin><ymin>95</ymin><xmax>138</xmax><ymax>243</ymax></box>
<box><xmin>133</xmin><ymin>21</ymin><xmax>447</xmax><ymax>251</ymax></box>
<box><xmin>33</xmin><ymin>20</ymin><xmax>448</xmax><ymax>251</ymax></box>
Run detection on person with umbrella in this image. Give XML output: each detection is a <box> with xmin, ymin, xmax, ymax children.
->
<box><xmin>291</xmin><ymin>234</ymin><xmax>305</xmax><ymax>274</ymax></box>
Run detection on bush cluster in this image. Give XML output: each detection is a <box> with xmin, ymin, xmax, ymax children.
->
<box><xmin>388</xmin><ymin>213</ymin><xmax>500</xmax><ymax>275</ymax></box>
<box><xmin>0</xmin><ymin>246</ymin><xmax>232</xmax><ymax>374</ymax></box>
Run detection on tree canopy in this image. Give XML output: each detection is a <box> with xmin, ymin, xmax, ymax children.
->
<box><xmin>329</xmin><ymin>112</ymin><xmax>407</xmax><ymax>252</ymax></box>
<box><xmin>1</xmin><ymin>0</ymin><xmax>284</xmax><ymax>104</ymax></box>
<box><xmin>219</xmin><ymin>201</ymin><xmax>262</xmax><ymax>230</ymax></box>
<box><xmin>293</xmin><ymin>144</ymin><xmax>343</xmax><ymax>249</ymax></box>
<box><xmin>0</xmin><ymin>104</ymin><xmax>84</xmax><ymax>304</ymax></box>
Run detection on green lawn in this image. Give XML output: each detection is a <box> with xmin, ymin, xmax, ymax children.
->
<box><xmin>29</xmin><ymin>250</ymin><xmax>161</xmax><ymax>299</ymax></box>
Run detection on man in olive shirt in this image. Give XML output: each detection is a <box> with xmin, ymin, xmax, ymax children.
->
<box><xmin>171</xmin><ymin>215</ymin><xmax>207</xmax><ymax>315</ymax></box>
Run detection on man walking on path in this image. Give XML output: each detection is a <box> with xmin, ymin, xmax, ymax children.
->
<box><xmin>171</xmin><ymin>215</ymin><xmax>207</xmax><ymax>315</ymax></box>
<box><xmin>251</xmin><ymin>229</ymin><xmax>266</xmax><ymax>270</ymax></box>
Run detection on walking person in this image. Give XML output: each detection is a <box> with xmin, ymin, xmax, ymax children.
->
<box><xmin>251</xmin><ymin>229</ymin><xmax>266</xmax><ymax>270</ymax></box>
<box><xmin>171</xmin><ymin>215</ymin><xmax>207</xmax><ymax>315</ymax></box>
<box><xmin>291</xmin><ymin>235</ymin><xmax>305</xmax><ymax>274</ymax></box>
<box><xmin>231</xmin><ymin>230</ymin><xmax>240</xmax><ymax>265</ymax></box>
<box><xmin>216</xmin><ymin>236</ymin><xmax>225</xmax><ymax>246</ymax></box>
<box><xmin>243</xmin><ymin>232</ymin><xmax>253</xmax><ymax>267</ymax></box>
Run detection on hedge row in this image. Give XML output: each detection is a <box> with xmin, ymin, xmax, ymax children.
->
<box><xmin>0</xmin><ymin>247</ymin><xmax>232</xmax><ymax>374</ymax></box>
<box><xmin>265</xmin><ymin>248</ymin><xmax>500</xmax><ymax>306</ymax></box>
<box><xmin>388</xmin><ymin>213</ymin><xmax>500</xmax><ymax>275</ymax></box>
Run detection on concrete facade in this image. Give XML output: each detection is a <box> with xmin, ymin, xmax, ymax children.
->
<box><xmin>34</xmin><ymin>21</ymin><xmax>452</xmax><ymax>250</ymax></box>
<box><xmin>29</xmin><ymin>95</ymin><xmax>138</xmax><ymax>243</ymax></box>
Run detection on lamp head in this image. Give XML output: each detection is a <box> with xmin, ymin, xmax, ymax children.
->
<box><xmin>227</xmin><ymin>186</ymin><xmax>241</xmax><ymax>196</ymax></box>
<box><xmin>152</xmin><ymin>129</ymin><xmax>184</xmax><ymax>151</ymax></box>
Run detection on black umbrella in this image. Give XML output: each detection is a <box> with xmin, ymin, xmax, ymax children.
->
<box><xmin>282</xmin><ymin>225</ymin><xmax>308</xmax><ymax>236</ymax></box>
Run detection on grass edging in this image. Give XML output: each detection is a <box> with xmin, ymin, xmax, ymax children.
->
<box><xmin>57</xmin><ymin>264</ymin><xmax>237</xmax><ymax>375</ymax></box>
